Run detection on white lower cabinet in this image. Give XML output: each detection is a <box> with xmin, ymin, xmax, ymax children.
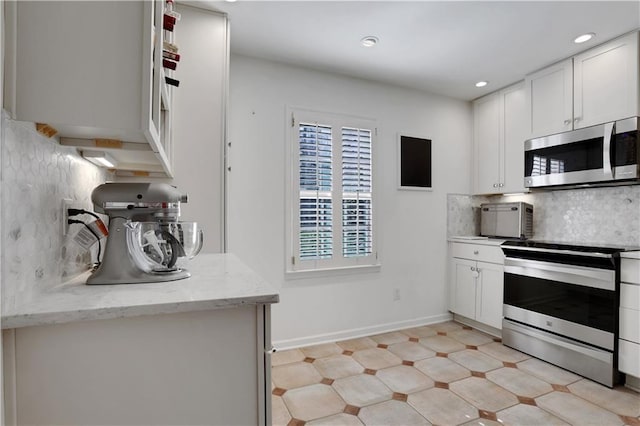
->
<box><xmin>449</xmin><ymin>242</ymin><xmax>505</xmax><ymax>330</ymax></box>
<box><xmin>2</xmin><ymin>306</ymin><xmax>272</xmax><ymax>426</ymax></box>
<box><xmin>619</xmin><ymin>256</ymin><xmax>640</xmax><ymax>380</ymax></box>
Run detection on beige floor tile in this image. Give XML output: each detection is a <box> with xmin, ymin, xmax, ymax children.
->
<box><xmin>388</xmin><ymin>341</ymin><xmax>436</xmax><ymax>362</ymax></box>
<box><xmin>536</xmin><ymin>391</ymin><xmax>624</xmax><ymax>426</ymax></box>
<box><xmin>401</xmin><ymin>325</ymin><xmax>438</xmax><ymax>339</ymax></box>
<box><xmin>271</xmin><ymin>395</ymin><xmax>292</xmax><ymax>426</ymax></box>
<box><xmin>370</xmin><ymin>331</ymin><xmax>410</xmax><ymax>345</ymax></box>
<box><xmin>419</xmin><ymin>335</ymin><xmax>466</xmax><ymax>353</ymax></box>
<box><xmin>337</xmin><ymin>337</ymin><xmax>378</xmax><ymax>352</ymax></box>
<box><xmin>477</xmin><ymin>342</ymin><xmax>530</xmax><ymax>363</ymax></box>
<box><xmin>351</xmin><ymin>347</ymin><xmax>402</xmax><ymax>370</ymax></box>
<box><xmin>358</xmin><ymin>400</ymin><xmax>431</xmax><ymax>425</ymax></box>
<box><xmin>307</xmin><ymin>413</ymin><xmax>364</xmax><ymax>425</ymax></box>
<box><xmin>313</xmin><ymin>355</ymin><xmax>364</xmax><ymax>380</ymax></box>
<box><xmin>272</xmin><ymin>348</ymin><xmax>305</xmax><ymax>366</ymax></box>
<box><xmin>283</xmin><ymin>383</ymin><xmax>346</xmax><ymax>422</ymax></box>
<box><xmin>272</xmin><ymin>361</ymin><xmax>323</xmax><ymax>389</ymax></box>
<box><xmin>301</xmin><ymin>342</ymin><xmax>344</xmax><ymax>359</ymax></box>
<box><xmin>414</xmin><ymin>356</ymin><xmax>471</xmax><ymax>383</ymax></box>
<box><xmin>450</xmin><ymin>377</ymin><xmax>519</xmax><ymax>412</ymax></box>
<box><xmin>461</xmin><ymin>419</ymin><xmax>502</xmax><ymax>426</ymax></box>
<box><xmin>430</xmin><ymin>321</ymin><xmax>465</xmax><ymax>333</ymax></box>
<box><xmin>448</xmin><ymin>329</ymin><xmax>494</xmax><ymax>346</ymax></box>
<box><xmin>516</xmin><ymin>358</ymin><xmax>580</xmax><ymax>385</ymax></box>
<box><xmin>408</xmin><ymin>388</ymin><xmax>479</xmax><ymax>425</ymax></box>
<box><xmin>376</xmin><ymin>365</ymin><xmax>434</xmax><ymax>394</ymax></box>
<box><xmin>448</xmin><ymin>349</ymin><xmax>503</xmax><ymax>373</ymax></box>
<box><xmin>497</xmin><ymin>403</ymin><xmax>569</xmax><ymax>426</ymax></box>
<box><xmin>568</xmin><ymin>379</ymin><xmax>640</xmax><ymax>417</ymax></box>
<box><xmin>333</xmin><ymin>374</ymin><xmax>393</xmax><ymax>407</ymax></box>
<box><xmin>486</xmin><ymin>367</ymin><xmax>553</xmax><ymax>398</ymax></box>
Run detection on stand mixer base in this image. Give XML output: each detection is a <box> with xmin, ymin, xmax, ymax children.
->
<box><xmin>86</xmin><ymin>269</ymin><xmax>191</xmax><ymax>285</ymax></box>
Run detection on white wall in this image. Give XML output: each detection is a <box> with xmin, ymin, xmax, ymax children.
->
<box><xmin>228</xmin><ymin>55</ymin><xmax>472</xmax><ymax>347</ymax></box>
<box><xmin>165</xmin><ymin>5</ymin><xmax>227</xmax><ymax>253</ymax></box>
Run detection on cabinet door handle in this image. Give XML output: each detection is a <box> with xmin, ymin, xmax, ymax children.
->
<box><xmin>266</xmin><ymin>347</ymin><xmax>277</xmax><ymax>354</ymax></box>
<box><xmin>476</xmin><ymin>268</ymin><xmax>481</xmax><ymax>273</ymax></box>
<box><xmin>473</xmin><ymin>250</ymin><xmax>479</xmax><ymax>255</ymax></box>
<box><xmin>574</xmin><ymin>117</ymin><xmax>582</xmax><ymax>123</ymax></box>
<box><xmin>493</xmin><ymin>183</ymin><xmax>498</xmax><ymax>188</ymax></box>
<box><xmin>564</xmin><ymin>119</ymin><xmax>571</xmax><ymax>125</ymax></box>
<box><xmin>470</xmin><ymin>266</ymin><xmax>476</xmax><ymax>271</ymax></box>
<box><xmin>498</xmin><ymin>183</ymin><xmax>504</xmax><ymax>187</ymax></box>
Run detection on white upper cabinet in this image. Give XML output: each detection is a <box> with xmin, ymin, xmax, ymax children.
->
<box><xmin>526</xmin><ymin>31</ymin><xmax>639</xmax><ymax>139</ymax></box>
<box><xmin>473</xmin><ymin>92</ymin><xmax>502</xmax><ymax>194</ymax></box>
<box><xmin>574</xmin><ymin>32</ymin><xmax>639</xmax><ymax>128</ymax></box>
<box><xmin>473</xmin><ymin>82</ymin><xmax>527</xmax><ymax>194</ymax></box>
<box><xmin>4</xmin><ymin>1</ymin><xmax>174</xmax><ymax>177</ymax></box>
<box><xmin>524</xmin><ymin>59</ymin><xmax>573</xmax><ymax>138</ymax></box>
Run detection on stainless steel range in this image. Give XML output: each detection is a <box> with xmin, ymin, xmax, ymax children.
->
<box><xmin>500</xmin><ymin>240</ymin><xmax>629</xmax><ymax>387</ymax></box>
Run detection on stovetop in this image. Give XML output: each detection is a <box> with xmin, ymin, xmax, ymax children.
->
<box><xmin>501</xmin><ymin>239</ymin><xmax>638</xmax><ymax>255</ymax></box>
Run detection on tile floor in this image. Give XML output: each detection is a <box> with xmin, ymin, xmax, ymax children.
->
<box><xmin>271</xmin><ymin>321</ymin><xmax>640</xmax><ymax>426</ymax></box>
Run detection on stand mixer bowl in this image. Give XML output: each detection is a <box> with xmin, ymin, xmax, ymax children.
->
<box><xmin>126</xmin><ymin>221</ymin><xmax>203</xmax><ymax>274</ymax></box>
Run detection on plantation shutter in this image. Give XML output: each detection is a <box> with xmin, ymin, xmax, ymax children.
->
<box><xmin>341</xmin><ymin>127</ymin><xmax>373</xmax><ymax>257</ymax></box>
<box><xmin>298</xmin><ymin>122</ymin><xmax>333</xmax><ymax>260</ymax></box>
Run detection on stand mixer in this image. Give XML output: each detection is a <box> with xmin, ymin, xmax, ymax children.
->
<box><xmin>86</xmin><ymin>183</ymin><xmax>203</xmax><ymax>285</ymax></box>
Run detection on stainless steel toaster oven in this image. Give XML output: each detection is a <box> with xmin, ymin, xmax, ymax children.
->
<box><xmin>480</xmin><ymin>202</ymin><xmax>533</xmax><ymax>239</ymax></box>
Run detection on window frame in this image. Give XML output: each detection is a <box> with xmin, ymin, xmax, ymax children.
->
<box><xmin>285</xmin><ymin>107</ymin><xmax>380</xmax><ymax>276</ymax></box>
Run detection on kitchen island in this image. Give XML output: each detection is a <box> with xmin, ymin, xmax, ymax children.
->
<box><xmin>2</xmin><ymin>253</ymin><xmax>278</xmax><ymax>426</ymax></box>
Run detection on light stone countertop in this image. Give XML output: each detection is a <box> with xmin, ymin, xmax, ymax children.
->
<box><xmin>1</xmin><ymin>253</ymin><xmax>279</xmax><ymax>329</ymax></box>
<box><xmin>621</xmin><ymin>251</ymin><xmax>640</xmax><ymax>259</ymax></box>
<box><xmin>448</xmin><ymin>236</ymin><xmax>507</xmax><ymax>246</ymax></box>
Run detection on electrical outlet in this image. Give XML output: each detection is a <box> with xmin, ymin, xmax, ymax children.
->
<box><xmin>62</xmin><ymin>198</ymin><xmax>85</xmax><ymax>236</ymax></box>
<box><xmin>393</xmin><ymin>288</ymin><xmax>401</xmax><ymax>301</ymax></box>
<box><xmin>62</xmin><ymin>198</ymin><xmax>73</xmax><ymax>236</ymax></box>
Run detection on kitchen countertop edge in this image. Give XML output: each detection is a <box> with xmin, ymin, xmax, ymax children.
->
<box><xmin>1</xmin><ymin>253</ymin><xmax>279</xmax><ymax>330</ymax></box>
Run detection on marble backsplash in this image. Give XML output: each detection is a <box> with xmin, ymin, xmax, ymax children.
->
<box><xmin>448</xmin><ymin>185</ymin><xmax>640</xmax><ymax>247</ymax></box>
<box><xmin>2</xmin><ymin>111</ymin><xmax>110</xmax><ymax>312</ymax></box>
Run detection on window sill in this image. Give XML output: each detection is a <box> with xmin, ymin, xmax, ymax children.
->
<box><xmin>285</xmin><ymin>263</ymin><xmax>381</xmax><ymax>280</ymax></box>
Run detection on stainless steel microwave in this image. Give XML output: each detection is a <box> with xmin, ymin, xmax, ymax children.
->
<box><xmin>524</xmin><ymin>117</ymin><xmax>639</xmax><ymax>189</ymax></box>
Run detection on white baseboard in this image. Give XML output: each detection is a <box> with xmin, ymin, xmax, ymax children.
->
<box><xmin>273</xmin><ymin>313</ymin><xmax>453</xmax><ymax>351</ymax></box>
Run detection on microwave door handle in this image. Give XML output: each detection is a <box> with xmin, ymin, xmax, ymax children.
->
<box><xmin>603</xmin><ymin>122</ymin><xmax>615</xmax><ymax>179</ymax></box>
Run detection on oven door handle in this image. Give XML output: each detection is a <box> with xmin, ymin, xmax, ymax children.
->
<box><xmin>504</xmin><ymin>257</ymin><xmax>615</xmax><ymax>291</ymax></box>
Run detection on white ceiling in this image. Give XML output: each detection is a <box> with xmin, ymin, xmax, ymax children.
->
<box><xmin>189</xmin><ymin>1</ymin><xmax>640</xmax><ymax>101</ymax></box>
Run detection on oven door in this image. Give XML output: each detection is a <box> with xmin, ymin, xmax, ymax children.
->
<box><xmin>503</xmin><ymin>257</ymin><xmax>617</xmax><ymax>351</ymax></box>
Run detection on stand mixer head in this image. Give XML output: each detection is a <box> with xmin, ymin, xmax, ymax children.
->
<box><xmin>86</xmin><ymin>183</ymin><xmax>203</xmax><ymax>285</ymax></box>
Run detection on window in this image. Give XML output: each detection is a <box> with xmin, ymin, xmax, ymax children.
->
<box><xmin>287</xmin><ymin>109</ymin><xmax>378</xmax><ymax>273</ymax></box>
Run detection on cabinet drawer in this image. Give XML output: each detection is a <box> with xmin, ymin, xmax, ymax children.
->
<box><xmin>621</xmin><ymin>283</ymin><xmax>640</xmax><ymax>311</ymax></box>
<box><xmin>622</xmin><ymin>258</ymin><xmax>640</xmax><ymax>285</ymax></box>
<box><xmin>451</xmin><ymin>243</ymin><xmax>504</xmax><ymax>264</ymax></box>
<box><xmin>618</xmin><ymin>339</ymin><xmax>640</xmax><ymax>377</ymax></box>
<box><xmin>620</xmin><ymin>307</ymin><xmax>640</xmax><ymax>343</ymax></box>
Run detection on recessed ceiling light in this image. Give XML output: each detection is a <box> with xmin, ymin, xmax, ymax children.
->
<box><xmin>475</xmin><ymin>81</ymin><xmax>488</xmax><ymax>88</ymax></box>
<box><xmin>574</xmin><ymin>33</ymin><xmax>595</xmax><ymax>44</ymax></box>
<box><xmin>225</xmin><ymin>0</ymin><xmax>237</xmax><ymax>2</ymax></box>
<box><xmin>360</xmin><ymin>36</ymin><xmax>379</xmax><ymax>47</ymax></box>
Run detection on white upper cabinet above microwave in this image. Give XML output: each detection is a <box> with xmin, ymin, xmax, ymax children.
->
<box><xmin>526</xmin><ymin>31</ymin><xmax>639</xmax><ymax>139</ymax></box>
<box><xmin>473</xmin><ymin>82</ymin><xmax>527</xmax><ymax>195</ymax></box>
<box><xmin>4</xmin><ymin>1</ymin><xmax>174</xmax><ymax>177</ymax></box>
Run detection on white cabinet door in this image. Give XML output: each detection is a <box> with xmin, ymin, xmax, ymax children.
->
<box><xmin>525</xmin><ymin>58</ymin><xmax>573</xmax><ymax>138</ymax></box>
<box><xmin>501</xmin><ymin>82</ymin><xmax>527</xmax><ymax>193</ymax></box>
<box><xmin>574</xmin><ymin>32</ymin><xmax>639</xmax><ymax>129</ymax></box>
<box><xmin>451</xmin><ymin>257</ymin><xmax>478</xmax><ymax>320</ymax></box>
<box><xmin>476</xmin><ymin>261</ymin><xmax>504</xmax><ymax>330</ymax></box>
<box><xmin>473</xmin><ymin>92</ymin><xmax>501</xmax><ymax>194</ymax></box>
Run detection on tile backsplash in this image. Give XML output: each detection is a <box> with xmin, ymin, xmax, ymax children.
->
<box><xmin>448</xmin><ymin>186</ymin><xmax>640</xmax><ymax>247</ymax></box>
<box><xmin>2</xmin><ymin>111</ymin><xmax>110</xmax><ymax>312</ymax></box>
